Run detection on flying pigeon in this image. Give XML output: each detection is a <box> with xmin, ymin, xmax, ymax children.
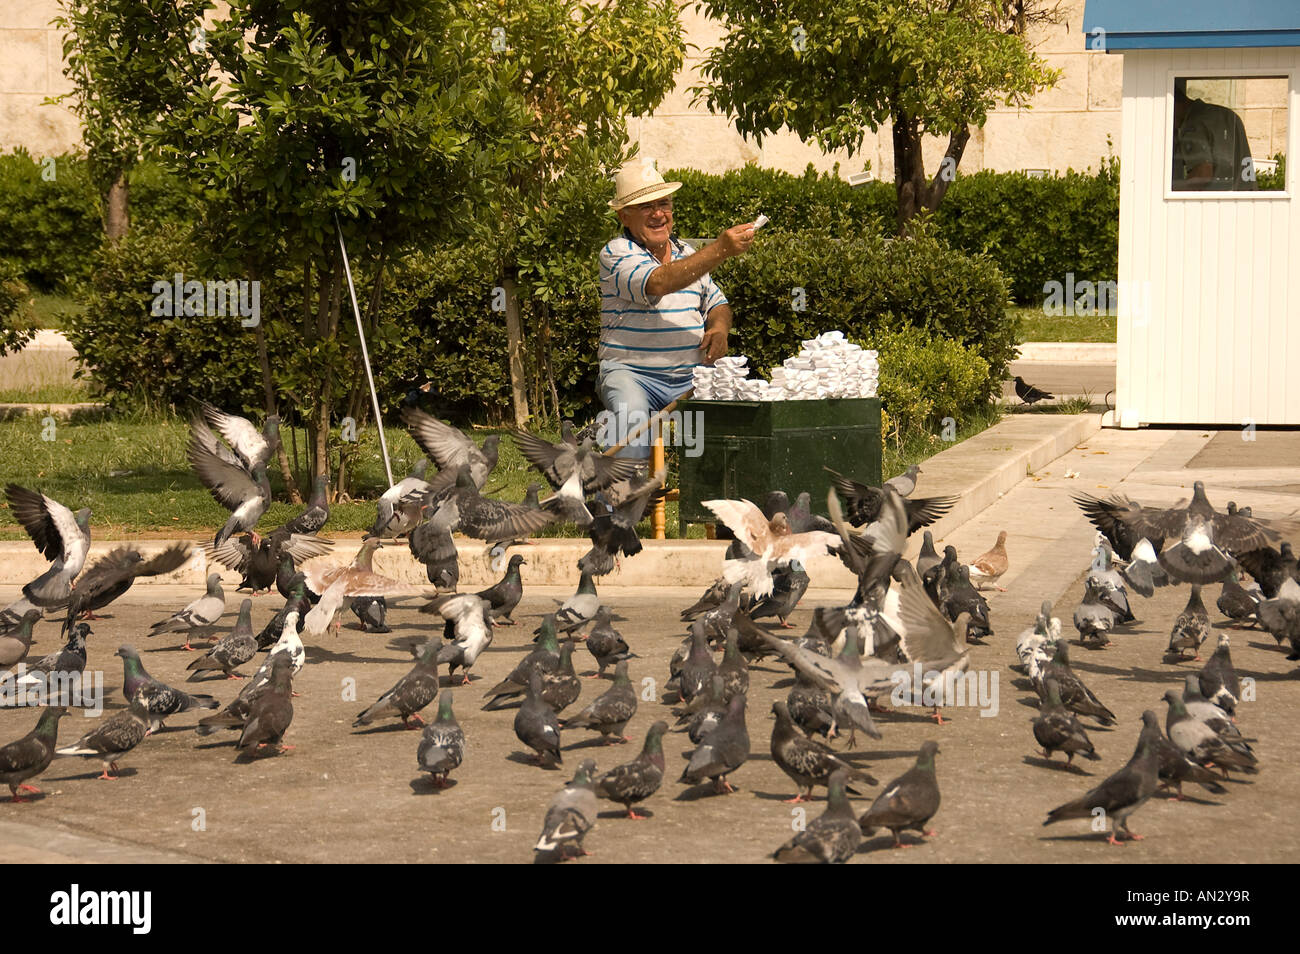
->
<box><xmin>370</xmin><ymin>458</ymin><xmax>432</xmax><ymax>538</ymax></box>
<box><xmin>401</xmin><ymin>407</ymin><xmax>500</xmax><ymax>490</ymax></box>
<box><xmin>513</xmin><ymin>429</ymin><xmax>642</xmax><ymax>526</ymax></box>
<box><xmin>5</xmin><ymin>484</ymin><xmax>92</xmax><ymax>608</ymax></box>
<box><xmin>187</xmin><ymin>405</ymin><xmax>276</xmax><ymax>547</ymax></box>
<box><xmin>204</xmin><ymin>531</ymin><xmax>334</xmax><ymax>594</ymax></box>
<box><xmin>703</xmin><ymin>498</ymin><xmax>839</xmax><ymax>599</ymax></box>
<box><xmin>60</xmin><ymin>543</ymin><xmax>191</xmax><ymax>632</ymax></box>
<box><xmin>823</xmin><ymin>468</ymin><xmax>956</xmax><ymax>533</ymax></box>
<box><xmin>859</xmin><ymin>741</ymin><xmax>941</xmax><ymax>848</ymax></box>
<box><xmin>271</xmin><ymin>475</ymin><xmax>331</xmax><ymax>537</ymax></box>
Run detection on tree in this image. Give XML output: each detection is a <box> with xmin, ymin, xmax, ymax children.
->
<box><xmin>49</xmin><ymin>0</ymin><xmax>206</xmax><ymax>243</ymax></box>
<box><xmin>478</xmin><ymin>0</ymin><xmax>685</xmax><ymax>427</ymax></box>
<box><xmin>693</xmin><ymin>0</ymin><xmax>1060</xmax><ymax>233</ymax></box>
<box><xmin>141</xmin><ymin>0</ymin><xmax>533</xmax><ymax>494</ymax></box>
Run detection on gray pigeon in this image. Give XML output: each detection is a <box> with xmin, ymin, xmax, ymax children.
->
<box><xmin>1164</xmin><ymin>690</ymin><xmax>1256</xmax><ymax>778</ymax></box>
<box><xmin>1032</xmin><ymin>678</ymin><xmax>1101</xmax><ymax>765</ymax></box>
<box><xmin>417</xmin><ymin>691</ymin><xmax>465</xmax><ymax>787</ymax></box>
<box><xmin>884</xmin><ymin>463</ymin><xmax>921</xmax><ymax>498</ymax></box>
<box><xmin>595</xmin><ymin>721</ymin><xmax>667</xmax><ymax>818</ymax></box>
<box><xmin>1073</xmin><ymin>577</ymin><xmax>1118</xmax><ymax>647</ymax></box>
<box><xmin>773</xmin><ymin>767</ymin><xmax>863</xmax><ymax>863</ymax></box>
<box><xmin>187</xmin><ymin>405</ymin><xmax>276</xmax><ymax>547</ymax></box>
<box><xmin>534</xmin><ymin>758</ymin><xmax>598</xmax><ymax>860</ymax></box>
<box><xmin>859</xmin><ymin>741</ymin><xmax>941</xmax><ymax>848</ymax></box>
<box><xmin>539</xmin><ymin>640</ymin><xmax>582</xmax><ymax>714</ymax></box>
<box><xmin>353</xmin><ymin>637</ymin><xmax>440</xmax><ymax>729</ymax></box>
<box><xmin>771</xmin><ymin>700</ymin><xmax>877</xmax><ymax>802</ymax></box>
<box><xmin>350</xmin><ymin>597</ymin><xmax>390</xmax><ymax>633</ymax></box>
<box><xmin>14</xmin><ymin>621</ymin><xmax>88</xmax><ymax>692</ymax></box>
<box><xmin>475</xmin><ymin>554</ymin><xmax>526</xmax><ymax>625</ymax></box>
<box><xmin>1037</xmin><ymin>639</ymin><xmax>1116</xmax><ymax>726</ymax></box>
<box><xmin>717</xmin><ymin>629</ymin><xmax>750</xmax><ymax>702</ymax></box>
<box><xmin>483</xmin><ymin>616</ymin><xmax>560</xmax><ymax>710</ymax></box>
<box><xmin>55</xmin><ymin>699</ymin><xmax>151</xmax><ymax>780</ymax></box>
<box><xmin>148</xmin><ymin>572</ymin><xmax>225</xmax><ymax>650</ymax></box>
<box><xmin>915</xmin><ymin>530</ymin><xmax>941</xmax><ymax>580</ymax></box>
<box><xmin>0</xmin><ymin>706</ymin><xmax>68</xmax><ymax>801</ymax></box>
<box><xmin>1044</xmin><ymin>713</ymin><xmax>1160</xmax><ymax>845</ymax></box>
<box><xmin>1216</xmin><ymin>569</ymin><xmax>1259</xmax><ymax>627</ymax></box>
<box><xmin>551</xmin><ymin>570</ymin><xmax>600</xmax><ymax>635</ymax></box>
<box><xmin>747</xmin><ymin>561</ymin><xmax>809</xmax><ymax>627</ymax></box>
<box><xmin>514</xmin><ymin>671</ymin><xmax>562</xmax><ymax>766</ymax></box>
<box><xmin>237</xmin><ymin>653</ymin><xmax>295</xmax><ymax>755</ymax></box>
<box><xmin>564</xmin><ymin>661</ymin><xmax>637</xmax><ymax>744</ymax></box>
<box><xmin>1166</xmin><ymin>586</ymin><xmax>1210</xmax><ymax>661</ymax></box>
<box><xmin>679</xmin><ymin>693</ymin><xmax>749</xmax><ymax>794</ymax></box>
<box><xmin>678</xmin><ymin>618</ymin><xmax>718</xmax><ymax>704</ymax></box>
<box><xmin>0</xmin><ymin>609</ymin><xmax>40</xmax><ymax>668</ymax></box>
<box><xmin>585</xmin><ymin>606</ymin><xmax>633</xmax><ymax>676</ymax></box>
<box><xmin>1197</xmin><ymin>633</ymin><xmax>1241</xmax><ymax>713</ymax></box>
<box><xmin>186</xmin><ymin>598</ymin><xmax>257</xmax><ymax>680</ymax></box>
<box><xmin>117</xmin><ymin>645</ymin><xmax>218</xmax><ymax>732</ymax></box>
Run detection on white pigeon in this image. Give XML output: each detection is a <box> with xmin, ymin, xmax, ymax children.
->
<box><xmin>427</xmin><ymin>593</ymin><xmax>494</xmax><ymax>684</ymax></box>
<box><xmin>148</xmin><ymin>572</ymin><xmax>225</xmax><ymax>649</ymax></box>
<box><xmin>703</xmin><ymin>498</ymin><xmax>838</xmax><ymax>599</ymax></box>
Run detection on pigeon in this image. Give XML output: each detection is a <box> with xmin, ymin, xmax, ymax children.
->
<box><xmin>967</xmin><ymin>531</ymin><xmax>1009</xmax><ymax>591</ymax></box>
<box><xmin>1074</xmin><ymin>495</ymin><xmax>1165</xmax><ymax>562</ymax></box>
<box><xmin>302</xmin><ymin>537</ymin><xmax>429</xmax><ymax>599</ymax></box>
<box><xmin>353</xmin><ymin>637</ymin><xmax>441</xmax><ymax>729</ymax></box>
<box><xmin>204</xmin><ymin>531</ymin><xmax>334</xmax><ymax>594</ymax></box>
<box><xmin>417</xmin><ymin>691</ymin><xmax>465</xmax><ymax>787</ymax></box>
<box><xmin>0</xmin><ymin>706</ymin><xmax>68</xmax><ymax>801</ymax></box>
<box><xmin>0</xmin><ymin>595</ymin><xmax>40</xmax><ymax>640</ymax></box>
<box><xmin>424</xmin><ymin>594</ymin><xmax>493</xmax><ymax>685</ymax></box>
<box><xmin>1150</xmin><ymin>718</ymin><xmax>1228</xmax><ymax>799</ymax></box>
<box><xmin>697</xmin><ymin>582</ymin><xmax>744</xmax><ymax>646</ymax></box>
<box><xmin>1036</xmin><ymin>639</ymin><xmax>1116</xmax><ymax>726</ymax></box>
<box><xmin>407</xmin><ymin>497</ymin><xmax>459</xmax><ymax>590</ymax></box>
<box><xmin>786</xmin><ymin>670</ymin><xmax>836</xmax><ymax>740</ymax></box>
<box><xmin>272</xmin><ymin>474</ymin><xmax>331</xmax><ymax>537</ymax></box>
<box><xmin>475</xmin><ymin>555</ymin><xmax>526</xmax><ymax>625</ymax></box>
<box><xmin>514</xmin><ymin>671</ymin><xmax>563</xmax><ymax>766</ymax></box>
<box><xmin>1166</xmin><ymin>586</ymin><xmax>1210</xmax><ymax>661</ymax></box>
<box><xmin>1073</xmin><ymin>577</ymin><xmax>1118</xmax><ymax>647</ymax></box>
<box><xmin>539</xmin><ymin>640</ymin><xmax>582</xmax><ymax>714</ymax></box>
<box><xmin>823</xmin><ymin>469</ymin><xmax>956</xmax><ymax>533</ymax></box>
<box><xmin>1079</xmin><ymin>482</ymin><xmax>1295</xmax><ymax>585</ymax></box>
<box><xmin>1015</xmin><ymin>601</ymin><xmax>1059</xmax><ymax>675</ymax></box>
<box><xmin>678</xmin><ymin>675</ymin><xmax>729</xmax><ymax>745</ymax></box>
<box><xmin>915</xmin><ymin>531</ymin><xmax>941</xmax><ymax>580</ymax></box>
<box><xmin>703</xmin><ymin>498</ymin><xmax>839</xmax><ymax>599</ymax></box>
<box><xmin>513</xmin><ymin>429</ymin><xmax>642</xmax><ymax>525</ymax></box>
<box><xmin>677</xmin><ymin>618</ymin><xmax>718</xmax><ymax>705</ymax></box>
<box><xmin>1217</xmin><ymin>569</ymin><xmax>1259</xmax><ymax>627</ymax></box>
<box><xmin>257</xmin><ymin>573</ymin><xmax>312</xmax><ymax>650</ymax></box>
<box><xmin>148</xmin><ymin>572</ymin><xmax>225</xmax><ymax>650</ymax></box>
<box><xmin>401</xmin><ymin>407</ymin><xmax>500</xmax><ymax>490</ymax></box>
<box><xmin>117</xmin><ymin>645</ymin><xmax>218</xmax><ymax>732</ymax></box>
<box><xmin>746</xmin><ymin>561</ymin><xmax>809</xmax><ymax>627</ymax></box>
<box><xmin>679</xmin><ymin>693</ymin><xmax>750</xmax><ymax>794</ymax></box>
<box><xmin>188</xmin><ymin>405</ymin><xmax>276</xmax><ymax>547</ymax></box>
<box><xmin>595</xmin><ymin>721</ymin><xmax>667</xmax><ymax>818</ymax></box>
<box><xmin>770</xmin><ymin>700</ymin><xmax>877</xmax><ymax>802</ymax></box>
<box><xmin>1181</xmin><ymin>675</ymin><xmax>1244</xmax><ymax>744</ymax></box>
<box><xmin>550</xmin><ymin>570</ymin><xmax>600</xmax><ymax>635</ymax></box>
<box><xmin>859</xmin><ymin>741</ymin><xmax>941</xmax><ymax>848</ymax></box>
<box><xmin>13</xmin><ymin>621</ymin><xmax>87</xmax><ymax>691</ymax></box>
<box><xmin>885</xmin><ymin>464</ymin><xmax>922</xmax><ymax>498</ymax></box>
<box><xmin>534</xmin><ymin>758</ymin><xmax>598</xmax><ymax>860</ymax></box>
<box><xmin>1087</xmin><ymin>545</ymin><xmax>1134</xmax><ymax>623</ymax></box>
<box><xmin>1197</xmin><ymin>633</ymin><xmax>1241</xmax><ymax>714</ymax></box>
<box><xmin>1119</xmin><ymin>538</ymin><xmax>1169</xmax><ymax>597</ymax></box>
<box><xmin>55</xmin><ymin>699</ymin><xmax>151</xmax><ymax>780</ymax></box>
<box><xmin>5</xmin><ymin>485</ymin><xmax>92</xmax><ymax>608</ymax></box>
<box><xmin>1163</xmin><ymin>690</ymin><xmax>1256</xmax><ymax>778</ymax></box>
<box><xmin>585</xmin><ymin>606</ymin><xmax>633</xmax><ymax>676</ymax></box>
<box><xmin>718</xmin><ymin>629</ymin><xmax>750</xmax><ymax>702</ymax></box>
<box><xmin>237</xmin><ymin>653</ymin><xmax>295</xmax><ymax>755</ymax></box>
<box><xmin>885</xmin><ymin>563</ymin><xmax>974</xmax><ymax>724</ymax></box>
<box><xmin>370</xmin><ymin>458</ymin><xmax>432</xmax><ymax>538</ymax></box>
<box><xmin>1032</xmin><ymin>678</ymin><xmax>1101</xmax><ymax>765</ymax></box>
<box><xmin>680</xmin><ymin>577</ymin><xmax>730</xmax><ymax>621</ymax></box>
<box><xmin>350</xmin><ymin>597</ymin><xmax>390</xmax><ymax>633</ymax></box>
<box><xmin>564</xmin><ymin>660</ymin><xmax>637</xmax><ymax>744</ymax></box>
<box><xmin>60</xmin><ymin>543</ymin><xmax>191</xmax><ymax>632</ymax></box>
<box><xmin>483</xmin><ymin>616</ymin><xmax>561</xmax><ymax>710</ymax></box>
<box><xmin>1043</xmin><ymin>712</ymin><xmax>1160</xmax><ymax>845</ymax></box>
<box><xmin>1235</xmin><ymin>542</ymin><xmax>1298</xmax><ymax>600</ymax></box>
<box><xmin>581</xmin><ymin>467</ymin><xmax>667</xmax><ymax>574</ymax></box>
<box><xmin>420</xmin><ymin>466</ymin><xmax>557</xmax><ymax>555</ymax></box>
<box><xmin>196</xmin><ymin>610</ymin><xmax>304</xmax><ymax>737</ymax></box>
<box><xmin>187</xmin><ymin>598</ymin><xmax>257</xmax><ymax>680</ymax></box>
<box><xmin>1257</xmin><ymin>576</ymin><xmax>1300</xmax><ymax>655</ymax></box>
<box><xmin>1013</xmin><ymin>375</ymin><xmax>1054</xmax><ymax>404</ymax></box>
<box><xmin>773</xmin><ymin>767</ymin><xmax>863</xmax><ymax>864</ymax></box>
<box><xmin>0</xmin><ymin>609</ymin><xmax>40</xmax><ymax>668</ymax></box>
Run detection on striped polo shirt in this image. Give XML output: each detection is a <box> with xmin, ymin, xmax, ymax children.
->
<box><xmin>598</xmin><ymin>231</ymin><xmax>728</xmax><ymax>375</ymax></box>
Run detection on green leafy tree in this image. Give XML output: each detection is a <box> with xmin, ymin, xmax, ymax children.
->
<box><xmin>479</xmin><ymin>0</ymin><xmax>685</xmax><ymax>426</ymax></box>
<box><xmin>139</xmin><ymin>0</ymin><xmax>534</xmax><ymax>494</ymax></box>
<box><xmin>693</xmin><ymin>0</ymin><xmax>1060</xmax><ymax>233</ymax></box>
<box><xmin>49</xmin><ymin>0</ymin><xmax>206</xmax><ymax>243</ymax></box>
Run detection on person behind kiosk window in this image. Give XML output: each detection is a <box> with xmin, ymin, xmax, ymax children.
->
<box><xmin>1172</xmin><ymin>78</ymin><xmax>1256</xmax><ymax>191</ymax></box>
<box><xmin>597</xmin><ymin>159</ymin><xmax>755</xmax><ymax>463</ymax></box>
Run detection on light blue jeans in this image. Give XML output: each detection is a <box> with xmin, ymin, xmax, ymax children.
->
<box><xmin>597</xmin><ymin>360</ymin><xmax>694</xmax><ymax>460</ymax></box>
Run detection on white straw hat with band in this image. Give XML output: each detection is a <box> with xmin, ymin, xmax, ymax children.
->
<box><xmin>609</xmin><ymin>158</ymin><xmax>682</xmax><ymax>210</ymax></box>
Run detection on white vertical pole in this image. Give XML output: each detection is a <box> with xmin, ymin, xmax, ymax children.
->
<box><xmin>335</xmin><ymin>215</ymin><xmax>394</xmax><ymax>488</ymax></box>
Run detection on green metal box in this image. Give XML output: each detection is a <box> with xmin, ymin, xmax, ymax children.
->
<box><xmin>677</xmin><ymin>398</ymin><xmax>882</xmax><ymax>530</ymax></box>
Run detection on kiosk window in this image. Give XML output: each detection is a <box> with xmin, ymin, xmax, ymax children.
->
<box><xmin>1172</xmin><ymin>76</ymin><xmax>1288</xmax><ymax>192</ymax></box>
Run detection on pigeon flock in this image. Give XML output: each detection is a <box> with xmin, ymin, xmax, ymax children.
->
<box><xmin>2</xmin><ymin>402</ymin><xmax>1300</xmax><ymax>863</ymax></box>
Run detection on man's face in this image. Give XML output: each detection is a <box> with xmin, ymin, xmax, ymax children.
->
<box><xmin>618</xmin><ymin>197</ymin><xmax>674</xmax><ymax>248</ymax></box>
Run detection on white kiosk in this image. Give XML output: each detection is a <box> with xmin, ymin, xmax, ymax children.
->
<box><xmin>1083</xmin><ymin>1</ymin><xmax>1299</xmax><ymax>427</ymax></box>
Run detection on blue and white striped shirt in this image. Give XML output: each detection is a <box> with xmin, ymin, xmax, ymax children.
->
<box><xmin>598</xmin><ymin>232</ymin><xmax>728</xmax><ymax>374</ymax></box>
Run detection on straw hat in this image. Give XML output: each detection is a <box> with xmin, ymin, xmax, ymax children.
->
<box><xmin>609</xmin><ymin>158</ymin><xmax>682</xmax><ymax>211</ymax></box>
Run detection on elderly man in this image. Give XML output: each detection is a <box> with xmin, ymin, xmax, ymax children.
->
<box><xmin>598</xmin><ymin>159</ymin><xmax>756</xmax><ymax>461</ymax></box>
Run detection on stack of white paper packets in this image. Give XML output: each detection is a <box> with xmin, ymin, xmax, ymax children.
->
<box><xmin>691</xmin><ymin>331</ymin><xmax>878</xmax><ymax>401</ymax></box>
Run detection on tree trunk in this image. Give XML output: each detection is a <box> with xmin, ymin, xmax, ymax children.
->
<box><xmin>104</xmin><ymin>170</ymin><xmax>130</xmax><ymax>245</ymax></box>
<box><xmin>251</xmin><ymin>264</ymin><xmax>301</xmax><ymax>503</ymax></box>
<box><xmin>503</xmin><ymin>275</ymin><xmax>530</xmax><ymax>428</ymax></box>
<box><xmin>892</xmin><ymin>109</ymin><xmax>974</xmax><ymax>235</ymax></box>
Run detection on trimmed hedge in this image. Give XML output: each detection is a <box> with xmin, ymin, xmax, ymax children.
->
<box><xmin>0</xmin><ymin>259</ymin><xmax>36</xmax><ymax>356</ymax></box>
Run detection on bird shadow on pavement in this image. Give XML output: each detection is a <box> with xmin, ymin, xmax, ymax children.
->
<box><xmin>856</xmin><ymin>834</ymin><xmax>931</xmax><ymax>853</ymax></box>
<box><xmin>1152</xmin><ymin>790</ymin><xmax>1223</xmax><ymax>806</ymax></box>
<box><xmin>562</xmin><ymin>736</ymin><xmax>629</xmax><ymax>752</ymax></box>
<box><xmin>409</xmin><ymin>776</ymin><xmax>459</xmax><ymax>795</ymax></box>
<box><xmin>1120</xmin><ymin>665</ymin><xmax>1198</xmax><ymax>685</ymax></box>
<box><xmin>352</xmin><ymin>722</ymin><xmax>425</xmax><ymax>736</ymax></box>
<box><xmin>1022</xmin><ymin>755</ymin><xmax>1093</xmax><ymax>776</ymax></box>
<box><xmin>596</xmin><ymin>807</ymin><xmax>654</xmax><ymax>820</ymax></box>
<box><xmin>505</xmin><ymin>751</ymin><xmax>560</xmax><ymax>770</ymax></box>
<box><xmin>46</xmin><ymin>766</ymin><xmax>140</xmax><ymax>782</ymax></box>
<box><xmin>305</xmin><ymin>647</ymin><xmax>393</xmax><ymax>665</ymax></box>
<box><xmin>674</xmin><ymin>782</ymin><xmax>743</xmax><ymax>801</ymax></box>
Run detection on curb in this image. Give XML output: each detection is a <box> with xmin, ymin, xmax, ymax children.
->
<box><xmin>1015</xmin><ymin>342</ymin><xmax>1116</xmax><ymax>363</ymax></box>
<box><xmin>0</xmin><ymin>414</ymin><xmax>1102</xmax><ymax>591</ymax></box>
